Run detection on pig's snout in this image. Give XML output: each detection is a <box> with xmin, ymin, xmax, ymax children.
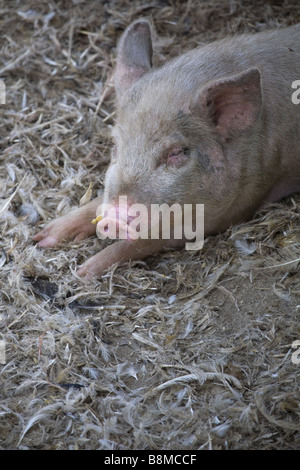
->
<box><xmin>96</xmin><ymin>203</ymin><xmax>139</xmax><ymax>241</ymax></box>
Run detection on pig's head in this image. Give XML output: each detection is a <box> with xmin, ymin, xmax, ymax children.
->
<box><xmin>101</xmin><ymin>20</ymin><xmax>262</xmax><ymax>241</ymax></box>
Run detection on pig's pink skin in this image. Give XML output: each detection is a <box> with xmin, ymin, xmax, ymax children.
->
<box><xmin>32</xmin><ymin>197</ymin><xmax>100</xmax><ymax>246</ymax></box>
<box><xmin>34</xmin><ymin>21</ymin><xmax>300</xmax><ymax>277</ymax></box>
<box><xmin>105</xmin><ymin>21</ymin><xmax>300</xmax><ymax>233</ymax></box>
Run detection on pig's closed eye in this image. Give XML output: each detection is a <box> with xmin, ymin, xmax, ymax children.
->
<box><xmin>166</xmin><ymin>147</ymin><xmax>190</xmax><ymax>168</ymax></box>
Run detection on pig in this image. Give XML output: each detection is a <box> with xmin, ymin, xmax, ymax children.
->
<box><xmin>33</xmin><ymin>20</ymin><xmax>300</xmax><ymax>278</ymax></box>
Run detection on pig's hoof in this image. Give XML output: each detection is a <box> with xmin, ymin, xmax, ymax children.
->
<box><xmin>33</xmin><ymin>215</ymin><xmax>96</xmax><ymax>248</ymax></box>
<box><xmin>76</xmin><ymin>251</ymin><xmax>111</xmax><ymax>278</ymax></box>
<box><xmin>76</xmin><ymin>267</ymin><xmax>90</xmax><ymax>278</ymax></box>
<box><xmin>33</xmin><ymin>230</ymin><xmax>60</xmax><ymax>248</ymax></box>
<box><xmin>76</xmin><ymin>264</ymin><xmax>95</xmax><ymax>279</ymax></box>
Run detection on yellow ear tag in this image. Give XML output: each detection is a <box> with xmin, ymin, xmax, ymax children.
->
<box><xmin>91</xmin><ymin>215</ymin><xmax>103</xmax><ymax>224</ymax></box>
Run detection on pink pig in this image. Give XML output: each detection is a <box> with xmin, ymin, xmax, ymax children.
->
<box><xmin>33</xmin><ymin>20</ymin><xmax>300</xmax><ymax>277</ymax></box>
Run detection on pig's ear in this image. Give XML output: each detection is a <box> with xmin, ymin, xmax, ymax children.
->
<box><xmin>115</xmin><ymin>20</ymin><xmax>153</xmax><ymax>100</ymax></box>
<box><xmin>198</xmin><ymin>68</ymin><xmax>262</xmax><ymax>141</ymax></box>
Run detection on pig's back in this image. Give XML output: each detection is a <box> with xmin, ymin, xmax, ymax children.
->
<box><xmin>164</xmin><ymin>24</ymin><xmax>300</xmax><ymax>91</ymax></box>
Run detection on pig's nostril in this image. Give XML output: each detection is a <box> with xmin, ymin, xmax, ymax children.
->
<box><xmin>97</xmin><ymin>201</ymin><xmax>144</xmax><ymax>241</ymax></box>
<box><xmin>127</xmin><ymin>214</ymin><xmax>137</xmax><ymax>224</ymax></box>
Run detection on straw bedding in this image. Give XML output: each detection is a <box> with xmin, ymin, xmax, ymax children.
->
<box><xmin>0</xmin><ymin>0</ymin><xmax>299</xmax><ymax>450</ymax></box>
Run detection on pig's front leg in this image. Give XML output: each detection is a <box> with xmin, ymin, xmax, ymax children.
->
<box><xmin>33</xmin><ymin>196</ymin><xmax>103</xmax><ymax>247</ymax></box>
<box><xmin>77</xmin><ymin>238</ymin><xmax>183</xmax><ymax>278</ymax></box>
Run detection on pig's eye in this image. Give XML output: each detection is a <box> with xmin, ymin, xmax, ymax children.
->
<box><xmin>166</xmin><ymin>147</ymin><xmax>190</xmax><ymax>168</ymax></box>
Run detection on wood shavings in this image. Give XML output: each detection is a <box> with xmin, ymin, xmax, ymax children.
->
<box><xmin>79</xmin><ymin>182</ymin><xmax>93</xmax><ymax>207</ymax></box>
<box><xmin>0</xmin><ymin>176</ymin><xmax>26</xmax><ymax>217</ymax></box>
<box><xmin>0</xmin><ymin>0</ymin><xmax>299</xmax><ymax>451</ymax></box>
<box><xmin>0</xmin><ymin>340</ymin><xmax>6</xmax><ymax>365</ymax></box>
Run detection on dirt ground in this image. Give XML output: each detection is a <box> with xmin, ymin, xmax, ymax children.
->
<box><xmin>0</xmin><ymin>0</ymin><xmax>299</xmax><ymax>450</ymax></box>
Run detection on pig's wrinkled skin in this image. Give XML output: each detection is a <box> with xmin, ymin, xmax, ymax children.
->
<box><xmin>33</xmin><ymin>20</ymin><xmax>300</xmax><ymax>278</ymax></box>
